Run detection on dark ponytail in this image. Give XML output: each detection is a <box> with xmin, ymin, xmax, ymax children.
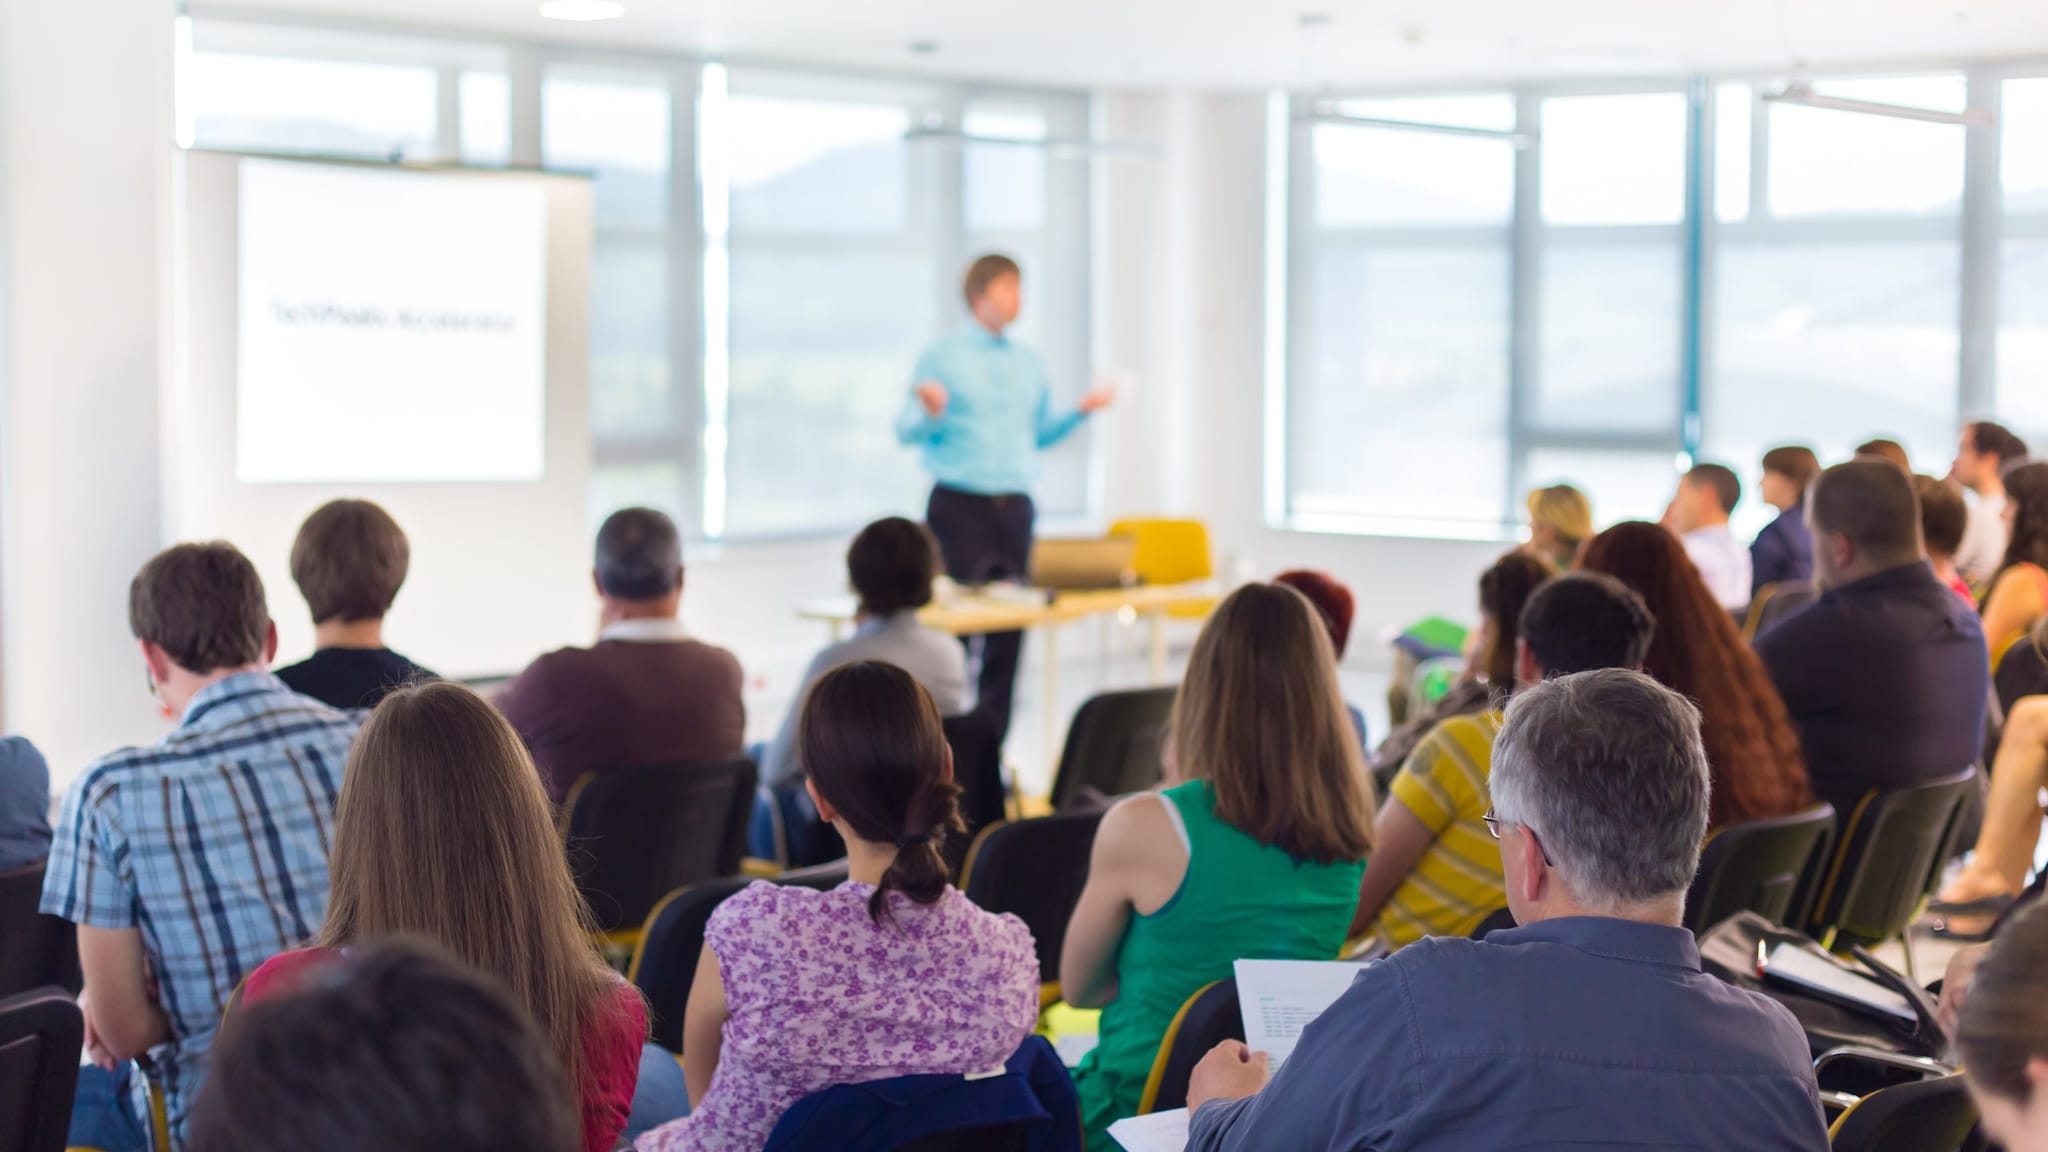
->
<box><xmin>799</xmin><ymin>661</ymin><xmax>965</xmax><ymax>925</ymax></box>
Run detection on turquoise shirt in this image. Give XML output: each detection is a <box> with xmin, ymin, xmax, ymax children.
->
<box><xmin>896</xmin><ymin>322</ymin><xmax>1088</xmax><ymax>496</ymax></box>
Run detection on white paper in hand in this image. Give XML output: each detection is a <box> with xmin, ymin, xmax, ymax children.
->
<box><xmin>1109</xmin><ymin>1108</ymin><xmax>1190</xmax><ymax>1152</ymax></box>
<box><xmin>1234</xmin><ymin>959</ymin><xmax>1362</xmax><ymax>1070</ymax></box>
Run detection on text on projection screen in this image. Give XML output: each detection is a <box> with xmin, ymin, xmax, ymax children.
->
<box><xmin>237</xmin><ymin>158</ymin><xmax>547</xmax><ymax>483</ymax></box>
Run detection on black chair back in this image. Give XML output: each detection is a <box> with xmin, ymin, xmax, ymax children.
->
<box><xmin>0</xmin><ymin>862</ymin><xmax>79</xmax><ymax>1000</ymax></box>
<box><xmin>1143</xmin><ymin>979</ymin><xmax>1243</xmax><ymax>1114</ymax></box>
<box><xmin>630</xmin><ymin>860</ymin><xmax>850</xmax><ymax>1052</ymax></box>
<box><xmin>961</xmin><ymin>812</ymin><xmax>1105</xmax><ymax>986</ymax></box>
<box><xmin>1684</xmin><ymin>804</ymin><xmax>1836</xmax><ymax>933</ymax></box>
<box><xmin>1829</xmin><ymin>1074</ymin><xmax>1978</xmax><ymax>1152</ymax></box>
<box><xmin>1809</xmin><ymin>770</ymin><xmax>1975</xmax><ymax>950</ymax></box>
<box><xmin>1049</xmin><ymin>687</ymin><xmax>1176</xmax><ymax>810</ymax></box>
<box><xmin>562</xmin><ymin>758</ymin><xmax>758</xmax><ymax>935</ymax></box>
<box><xmin>0</xmin><ymin>988</ymin><xmax>84</xmax><ymax>1152</ymax></box>
<box><xmin>1469</xmin><ymin>907</ymin><xmax>1518</xmax><ymax>938</ymax></box>
<box><xmin>943</xmin><ymin>709</ymin><xmax>1006</xmax><ymax>877</ymax></box>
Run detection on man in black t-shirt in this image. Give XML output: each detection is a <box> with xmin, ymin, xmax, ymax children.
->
<box><xmin>275</xmin><ymin>499</ymin><xmax>436</xmax><ymax>710</ymax></box>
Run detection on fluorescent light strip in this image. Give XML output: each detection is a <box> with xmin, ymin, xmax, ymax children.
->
<box><xmin>539</xmin><ymin>0</ymin><xmax>624</xmax><ymax>22</ymax></box>
<box><xmin>1761</xmin><ymin>84</ymin><xmax>1990</xmax><ymax>127</ymax></box>
<box><xmin>901</xmin><ymin>127</ymin><xmax>1152</xmax><ymax>158</ymax></box>
<box><xmin>1297</xmin><ymin>106</ymin><xmax>1534</xmax><ymax>148</ymax></box>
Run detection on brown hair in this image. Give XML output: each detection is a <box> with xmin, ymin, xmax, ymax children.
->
<box><xmin>1996</xmin><ymin>462</ymin><xmax>2048</xmax><ymax>587</ymax></box>
<box><xmin>1761</xmin><ymin>445</ymin><xmax>1822</xmax><ymax>493</ymax></box>
<box><xmin>800</xmin><ymin>661</ymin><xmax>963</xmax><ymax>925</ymax></box>
<box><xmin>1579</xmin><ymin>522</ymin><xmax>1813</xmax><ymax>828</ymax></box>
<box><xmin>848</xmin><ymin>518</ymin><xmax>940</xmax><ymax>619</ymax></box>
<box><xmin>1914</xmin><ymin>474</ymin><xmax>1967</xmax><ymax>560</ymax></box>
<box><xmin>130</xmin><ymin>542</ymin><xmax>270</xmax><ymax>675</ymax></box>
<box><xmin>962</xmin><ymin>253</ymin><xmax>1021</xmax><ymax>305</ymax></box>
<box><xmin>319</xmin><ymin>682</ymin><xmax>630</xmax><ymax>1094</ymax></box>
<box><xmin>1958</xmin><ymin>900</ymin><xmax>2048</xmax><ymax>1105</ymax></box>
<box><xmin>1170</xmin><ymin>583</ymin><xmax>1375</xmax><ymax>864</ymax></box>
<box><xmin>1479</xmin><ymin>551</ymin><xmax>1554</xmax><ymax>688</ymax></box>
<box><xmin>1686</xmin><ymin>463</ymin><xmax>1742</xmax><ymax>516</ymax></box>
<box><xmin>290</xmin><ymin>500</ymin><xmax>411</xmax><ymax>625</ymax></box>
<box><xmin>1809</xmin><ymin>460</ymin><xmax>1921</xmax><ymax>568</ymax></box>
<box><xmin>1273</xmin><ymin>570</ymin><xmax>1355</xmax><ymax>659</ymax></box>
<box><xmin>1856</xmin><ymin>439</ymin><xmax>1912</xmax><ymax>471</ymax></box>
<box><xmin>1968</xmin><ymin>420</ymin><xmax>2030</xmax><ymax>465</ymax></box>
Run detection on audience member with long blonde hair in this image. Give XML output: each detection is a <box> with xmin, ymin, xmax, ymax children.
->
<box><xmin>1062</xmin><ymin>582</ymin><xmax>1376</xmax><ymax>1149</ymax></box>
<box><xmin>242</xmin><ymin>682</ymin><xmax>647</xmax><ymax>1152</ymax></box>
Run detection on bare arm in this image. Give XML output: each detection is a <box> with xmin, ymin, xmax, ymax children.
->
<box><xmin>78</xmin><ymin>926</ymin><xmax>170</xmax><ymax>1064</ymax></box>
<box><xmin>1348</xmin><ymin>799</ymin><xmax>1437</xmax><ymax>939</ymax></box>
<box><xmin>680</xmin><ymin>943</ymin><xmax>728</xmax><ymax>1107</ymax></box>
<box><xmin>1059</xmin><ymin>795</ymin><xmax>1184</xmax><ymax>1009</ymax></box>
<box><xmin>1982</xmin><ymin>567</ymin><xmax>2045</xmax><ymax>657</ymax></box>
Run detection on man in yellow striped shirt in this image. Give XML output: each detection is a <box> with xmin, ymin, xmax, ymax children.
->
<box><xmin>1353</xmin><ymin>573</ymin><xmax>1656</xmax><ymax>950</ymax></box>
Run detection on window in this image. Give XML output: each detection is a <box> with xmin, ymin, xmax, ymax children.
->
<box><xmin>1767</xmin><ymin>77</ymin><xmax>1966</xmax><ymax>218</ymax></box>
<box><xmin>186</xmin><ymin>52</ymin><xmax>437</xmax><ymax>160</ymax></box>
<box><xmin>2000</xmin><ymin>78</ymin><xmax>2048</xmax><ymax>442</ymax></box>
<box><xmin>461</xmin><ymin>72</ymin><xmax>511</xmax><ymax>165</ymax></box>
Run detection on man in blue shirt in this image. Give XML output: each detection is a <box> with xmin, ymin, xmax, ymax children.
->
<box><xmin>896</xmin><ymin>254</ymin><xmax>1112</xmax><ymax>741</ymax></box>
<box><xmin>1183</xmin><ymin>669</ymin><xmax>1829</xmax><ymax>1152</ymax></box>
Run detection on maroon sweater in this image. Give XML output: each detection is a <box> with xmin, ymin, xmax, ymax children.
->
<box><xmin>497</xmin><ymin>636</ymin><xmax>746</xmax><ymax>803</ymax></box>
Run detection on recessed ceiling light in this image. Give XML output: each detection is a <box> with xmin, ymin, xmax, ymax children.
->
<box><xmin>540</xmin><ymin>0</ymin><xmax>624</xmax><ymax>21</ymax></box>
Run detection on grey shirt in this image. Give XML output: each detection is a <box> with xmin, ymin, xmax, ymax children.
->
<box><xmin>761</xmin><ymin>613</ymin><xmax>972</xmax><ymax>789</ymax></box>
<box><xmin>0</xmin><ymin>736</ymin><xmax>52</xmax><ymax>870</ymax></box>
<box><xmin>1188</xmin><ymin>917</ymin><xmax>1829</xmax><ymax>1152</ymax></box>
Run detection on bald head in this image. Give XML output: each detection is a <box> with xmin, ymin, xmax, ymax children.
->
<box><xmin>1809</xmin><ymin>459</ymin><xmax>1924</xmax><ymax>587</ymax></box>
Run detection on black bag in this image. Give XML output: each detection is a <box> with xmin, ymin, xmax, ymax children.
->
<box><xmin>1697</xmin><ymin>912</ymin><xmax>1946</xmax><ymax>1061</ymax></box>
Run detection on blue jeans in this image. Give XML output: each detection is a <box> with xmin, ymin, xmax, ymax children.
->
<box><xmin>70</xmin><ymin>1062</ymin><xmax>149</xmax><ymax>1152</ymax></box>
<box><xmin>624</xmin><ymin>1042</ymin><xmax>692</xmax><ymax>1143</ymax></box>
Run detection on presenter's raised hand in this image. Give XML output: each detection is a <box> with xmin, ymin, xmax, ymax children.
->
<box><xmin>916</xmin><ymin>380</ymin><xmax>949</xmax><ymax>418</ymax></box>
<box><xmin>1078</xmin><ymin>380</ymin><xmax>1117</xmax><ymax>414</ymax></box>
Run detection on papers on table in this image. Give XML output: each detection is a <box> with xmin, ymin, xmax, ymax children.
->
<box><xmin>1110</xmin><ymin>1108</ymin><xmax>1190</xmax><ymax>1152</ymax></box>
<box><xmin>1234</xmin><ymin>958</ymin><xmax>1362</xmax><ymax>1070</ymax></box>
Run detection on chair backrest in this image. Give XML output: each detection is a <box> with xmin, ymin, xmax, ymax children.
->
<box><xmin>0</xmin><ymin>861</ymin><xmax>79</xmax><ymax>1000</ymax></box>
<box><xmin>1469</xmin><ymin>907</ymin><xmax>1518</xmax><ymax>938</ymax></box>
<box><xmin>629</xmin><ymin>860</ymin><xmax>850</xmax><ymax>1053</ymax></box>
<box><xmin>1809</xmin><ymin>769</ymin><xmax>1976</xmax><ymax>949</ymax></box>
<box><xmin>1828</xmin><ymin>1074</ymin><xmax>1978</xmax><ymax>1152</ymax></box>
<box><xmin>1106</xmin><ymin>518</ymin><xmax>1214</xmax><ymax>586</ymax></box>
<box><xmin>944</xmin><ymin>709</ymin><xmax>1006</xmax><ymax>875</ymax></box>
<box><xmin>1049</xmin><ymin>688</ymin><xmax>1175</xmax><ymax>811</ymax></box>
<box><xmin>961</xmin><ymin>812</ymin><xmax>1105</xmax><ymax>986</ymax></box>
<box><xmin>0</xmin><ymin>987</ymin><xmax>84</xmax><ymax>1152</ymax></box>
<box><xmin>1138</xmin><ymin>979</ymin><xmax>1243</xmax><ymax>1114</ymax></box>
<box><xmin>562</xmin><ymin>758</ymin><xmax>758</xmax><ymax>934</ymax></box>
<box><xmin>1685</xmin><ymin>804</ymin><xmax>1837</xmax><ymax>933</ymax></box>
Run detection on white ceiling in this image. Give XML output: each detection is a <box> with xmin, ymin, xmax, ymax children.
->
<box><xmin>207</xmin><ymin>0</ymin><xmax>2048</xmax><ymax>90</ymax></box>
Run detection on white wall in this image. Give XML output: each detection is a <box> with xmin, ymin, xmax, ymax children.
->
<box><xmin>0</xmin><ymin>0</ymin><xmax>177</xmax><ymax>779</ymax></box>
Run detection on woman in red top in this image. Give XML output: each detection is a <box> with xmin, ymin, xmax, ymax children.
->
<box><xmin>244</xmin><ymin>682</ymin><xmax>645</xmax><ymax>1152</ymax></box>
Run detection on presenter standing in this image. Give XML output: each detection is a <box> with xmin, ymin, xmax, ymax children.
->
<box><xmin>897</xmin><ymin>254</ymin><xmax>1114</xmax><ymax>745</ymax></box>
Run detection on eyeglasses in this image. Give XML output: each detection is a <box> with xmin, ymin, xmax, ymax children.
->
<box><xmin>1482</xmin><ymin>807</ymin><xmax>1555</xmax><ymax>866</ymax></box>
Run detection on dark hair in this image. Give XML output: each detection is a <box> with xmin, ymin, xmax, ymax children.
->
<box><xmin>1479</xmin><ymin>551</ymin><xmax>1554</xmax><ymax>688</ymax></box>
<box><xmin>1273</xmin><ymin>570</ymin><xmax>1355</xmax><ymax>659</ymax></box>
<box><xmin>1687</xmin><ymin>463</ymin><xmax>1742</xmax><ymax>516</ymax></box>
<box><xmin>186</xmin><ymin>940</ymin><xmax>580</xmax><ymax>1152</ymax></box>
<box><xmin>290</xmin><ymin>499</ymin><xmax>411</xmax><ymax>625</ymax></box>
<box><xmin>799</xmin><ymin>662</ymin><xmax>963</xmax><ymax>925</ymax></box>
<box><xmin>848</xmin><ymin>518</ymin><xmax>939</xmax><ymax>618</ymax></box>
<box><xmin>1760</xmin><ymin>446</ymin><xmax>1822</xmax><ymax>492</ymax></box>
<box><xmin>1997</xmin><ymin>462</ymin><xmax>2048</xmax><ymax>584</ymax></box>
<box><xmin>1580</xmin><ymin>522</ymin><xmax>1813</xmax><ymax>828</ymax></box>
<box><xmin>1914</xmin><ymin>475</ymin><xmax>1967</xmax><ymax>560</ymax></box>
<box><xmin>1856</xmin><ymin>439</ymin><xmax>1912</xmax><ymax>471</ymax></box>
<box><xmin>1957</xmin><ymin>901</ymin><xmax>2048</xmax><ymax>1105</ymax></box>
<box><xmin>1969</xmin><ymin>420</ymin><xmax>2030</xmax><ymax>465</ymax></box>
<box><xmin>1810</xmin><ymin>460</ymin><xmax>1922</xmax><ymax>568</ymax></box>
<box><xmin>962</xmin><ymin>253</ymin><xmax>1021</xmax><ymax>305</ymax></box>
<box><xmin>594</xmin><ymin>507</ymin><xmax>682</xmax><ymax>601</ymax></box>
<box><xmin>1518</xmin><ymin>572</ymin><xmax>1656</xmax><ymax>677</ymax></box>
<box><xmin>130</xmin><ymin>542</ymin><xmax>270</xmax><ymax>675</ymax></box>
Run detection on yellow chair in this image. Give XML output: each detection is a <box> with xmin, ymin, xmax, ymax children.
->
<box><xmin>1135</xmin><ymin>979</ymin><xmax>1241</xmax><ymax>1114</ymax></box>
<box><xmin>1108</xmin><ymin>518</ymin><xmax>1217</xmax><ymax>620</ymax></box>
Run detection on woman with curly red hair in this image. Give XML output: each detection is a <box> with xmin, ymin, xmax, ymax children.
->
<box><xmin>1579</xmin><ymin>521</ymin><xmax>1814</xmax><ymax>828</ymax></box>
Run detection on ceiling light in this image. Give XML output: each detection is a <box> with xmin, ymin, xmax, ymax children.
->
<box><xmin>540</xmin><ymin>0</ymin><xmax>624</xmax><ymax>21</ymax></box>
<box><xmin>1762</xmin><ymin>82</ymin><xmax>1989</xmax><ymax>127</ymax></box>
<box><xmin>1299</xmin><ymin>103</ymin><xmax>1534</xmax><ymax>149</ymax></box>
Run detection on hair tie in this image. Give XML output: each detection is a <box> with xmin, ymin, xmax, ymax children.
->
<box><xmin>896</xmin><ymin>832</ymin><xmax>933</xmax><ymax>848</ymax></box>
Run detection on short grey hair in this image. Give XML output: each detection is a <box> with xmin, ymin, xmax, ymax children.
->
<box><xmin>594</xmin><ymin>507</ymin><xmax>682</xmax><ymax>601</ymax></box>
<box><xmin>1490</xmin><ymin>669</ymin><xmax>1710</xmax><ymax>909</ymax></box>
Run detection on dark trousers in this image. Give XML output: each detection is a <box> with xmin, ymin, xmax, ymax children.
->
<box><xmin>926</xmin><ymin>485</ymin><xmax>1034</xmax><ymax>744</ymax></box>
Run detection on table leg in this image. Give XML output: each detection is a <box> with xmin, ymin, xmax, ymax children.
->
<box><xmin>1148</xmin><ymin>609</ymin><xmax>1168</xmax><ymax>683</ymax></box>
<box><xmin>1043</xmin><ymin>622</ymin><xmax>1061</xmax><ymax>779</ymax></box>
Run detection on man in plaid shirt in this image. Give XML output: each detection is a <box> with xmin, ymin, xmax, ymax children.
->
<box><xmin>42</xmin><ymin>542</ymin><xmax>359</xmax><ymax>1150</ymax></box>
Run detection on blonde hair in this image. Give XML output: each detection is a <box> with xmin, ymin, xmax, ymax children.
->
<box><xmin>1526</xmin><ymin>485</ymin><xmax>1594</xmax><ymax>553</ymax></box>
<box><xmin>1169</xmin><ymin>582</ymin><xmax>1376</xmax><ymax>864</ymax></box>
<box><xmin>319</xmin><ymin>682</ymin><xmax>631</xmax><ymax>1091</ymax></box>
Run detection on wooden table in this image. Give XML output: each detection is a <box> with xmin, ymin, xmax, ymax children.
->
<box><xmin>798</xmin><ymin>582</ymin><xmax>1217</xmax><ymax>764</ymax></box>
